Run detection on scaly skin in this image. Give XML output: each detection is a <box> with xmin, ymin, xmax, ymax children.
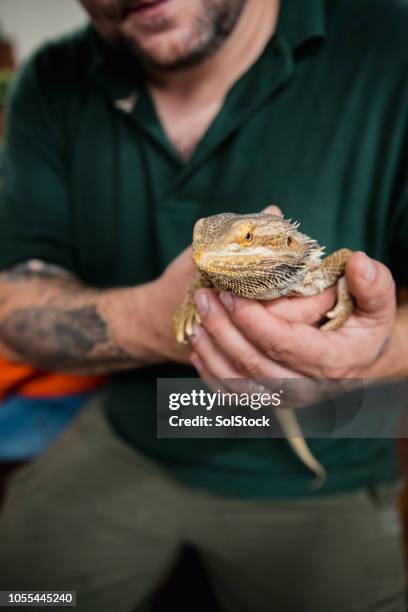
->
<box><xmin>174</xmin><ymin>212</ymin><xmax>354</xmax><ymax>485</ymax></box>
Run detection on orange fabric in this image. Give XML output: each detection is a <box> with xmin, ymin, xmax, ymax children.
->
<box><xmin>0</xmin><ymin>357</ymin><xmax>105</xmax><ymax>400</ymax></box>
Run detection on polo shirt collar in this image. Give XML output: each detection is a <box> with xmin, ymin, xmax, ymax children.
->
<box><xmin>276</xmin><ymin>0</ymin><xmax>327</xmax><ymax>51</ymax></box>
<box><xmin>87</xmin><ymin>25</ymin><xmax>143</xmax><ymax>91</ymax></box>
<box><xmin>86</xmin><ymin>0</ymin><xmax>327</xmax><ymax>171</ymax></box>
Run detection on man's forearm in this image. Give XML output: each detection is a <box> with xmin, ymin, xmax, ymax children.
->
<box><xmin>0</xmin><ymin>261</ymin><xmax>170</xmax><ymax>375</ymax></box>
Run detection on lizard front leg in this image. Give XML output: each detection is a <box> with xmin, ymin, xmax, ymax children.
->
<box><xmin>320</xmin><ymin>248</ymin><xmax>354</xmax><ymax>331</ymax></box>
<box><xmin>174</xmin><ymin>271</ymin><xmax>212</xmax><ymax>344</ymax></box>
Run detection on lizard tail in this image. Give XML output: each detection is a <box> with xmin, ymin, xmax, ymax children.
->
<box><xmin>274</xmin><ymin>408</ymin><xmax>327</xmax><ymax>489</ymax></box>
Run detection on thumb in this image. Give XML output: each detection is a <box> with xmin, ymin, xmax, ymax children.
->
<box><xmin>346</xmin><ymin>252</ymin><xmax>396</xmax><ymax>318</ymax></box>
<box><xmin>263</xmin><ymin>204</ymin><xmax>283</xmax><ymax>216</ymax></box>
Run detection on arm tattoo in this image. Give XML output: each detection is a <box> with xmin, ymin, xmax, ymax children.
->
<box><xmin>0</xmin><ymin>305</ymin><xmax>133</xmax><ymax>373</ymax></box>
<box><xmin>0</xmin><ymin>262</ymin><xmax>139</xmax><ymax>374</ymax></box>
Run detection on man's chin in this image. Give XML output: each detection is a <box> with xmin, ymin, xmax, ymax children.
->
<box><xmin>122</xmin><ymin>32</ymin><xmax>206</xmax><ymax>71</ymax></box>
<box><xmin>117</xmin><ymin>0</ymin><xmax>247</xmax><ymax>72</ymax></box>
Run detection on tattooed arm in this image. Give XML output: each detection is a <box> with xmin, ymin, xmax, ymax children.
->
<box><xmin>0</xmin><ymin>250</ymin><xmax>195</xmax><ymax>375</ymax></box>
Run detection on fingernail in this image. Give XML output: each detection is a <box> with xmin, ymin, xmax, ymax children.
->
<box><xmin>359</xmin><ymin>253</ymin><xmax>375</xmax><ymax>282</ymax></box>
<box><xmin>191</xmin><ymin>352</ymin><xmax>203</xmax><ymax>372</ymax></box>
<box><xmin>219</xmin><ymin>291</ymin><xmax>234</xmax><ymax>311</ymax></box>
<box><xmin>195</xmin><ymin>291</ymin><xmax>209</xmax><ymax>316</ymax></box>
<box><xmin>189</xmin><ymin>322</ymin><xmax>201</xmax><ymax>343</ymax></box>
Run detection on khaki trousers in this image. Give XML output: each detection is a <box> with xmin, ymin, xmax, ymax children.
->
<box><xmin>0</xmin><ymin>396</ymin><xmax>406</xmax><ymax>612</ymax></box>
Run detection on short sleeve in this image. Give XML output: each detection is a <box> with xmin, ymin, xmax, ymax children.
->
<box><xmin>0</xmin><ymin>48</ymin><xmax>76</xmax><ymax>273</ymax></box>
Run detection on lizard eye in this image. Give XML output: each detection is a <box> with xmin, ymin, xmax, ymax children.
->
<box><xmin>286</xmin><ymin>236</ymin><xmax>294</xmax><ymax>247</ymax></box>
<box><xmin>245</xmin><ymin>232</ymin><xmax>253</xmax><ymax>242</ymax></box>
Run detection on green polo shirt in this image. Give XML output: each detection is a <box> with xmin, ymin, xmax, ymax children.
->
<box><xmin>1</xmin><ymin>0</ymin><xmax>408</xmax><ymax>498</ymax></box>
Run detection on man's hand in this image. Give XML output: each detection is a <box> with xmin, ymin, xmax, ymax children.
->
<box><xmin>143</xmin><ymin>246</ymin><xmax>197</xmax><ymax>364</ymax></box>
<box><xmin>188</xmin><ymin>250</ymin><xmax>398</xmax><ymax>382</ymax></box>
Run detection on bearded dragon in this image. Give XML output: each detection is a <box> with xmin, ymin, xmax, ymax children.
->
<box><xmin>174</xmin><ymin>212</ymin><xmax>353</xmax><ymax>485</ymax></box>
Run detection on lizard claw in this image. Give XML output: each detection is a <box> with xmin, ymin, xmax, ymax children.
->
<box><xmin>185</xmin><ymin>309</ymin><xmax>195</xmax><ymax>337</ymax></box>
<box><xmin>320</xmin><ymin>313</ymin><xmax>348</xmax><ymax>331</ymax></box>
<box><xmin>174</xmin><ymin>302</ymin><xmax>201</xmax><ymax>344</ymax></box>
<box><xmin>321</xmin><ymin>276</ymin><xmax>354</xmax><ymax>331</ymax></box>
<box><xmin>174</xmin><ymin>271</ymin><xmax>211</xmax><ymax>344</ymax></box>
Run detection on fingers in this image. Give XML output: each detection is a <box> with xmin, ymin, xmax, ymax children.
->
<box><xmin>261</xmin><ymin>287</ymin><xmax>337</xmax><ymax>326</ymax></box>
<box><xmin>346</xmin><ymin>252</ymin><xmax>396</xmax><ymax>320</ymax></box>
<box><xmin>196</xmin><ymin>288</ymin><xmax>339</xmax><ymax>376</ymax></box>
<box><xmin>190</xmin><ymin>323</ymin><xmax>282</xmax><ymax>393</ymax></box>
<box><xmin>190</xmin><ymin>349</ymin><xmax>325</xmax><ymax>411</ymax></box>
<box><xmin>190</xmin><ymin>352</ymin><xmax>237</xmax><ymax>395</ymax></box>
<box><xmin>191</xmin><ymin>351</ymin><xmax>256</xmax><ymax>396</ymax></box>
<box><xmin>190</xmin><ymin>253</ymin><xmax>397</xmax><ymax>380</ymax></box>
<box><xmin>193</xmin><ymin>289</ymin><xmax>311</xmax><ymax>377</ymax></box>
<box><xmin>190</xmin><ymin>323</ymin><xmax>242</xmax><ymax>379</ymax></box>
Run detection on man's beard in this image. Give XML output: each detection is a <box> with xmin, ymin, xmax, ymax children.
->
<box><xmin>122</xmin><ymin>0</ymin><xmax>248</xmax><ymax>71</ymax></box>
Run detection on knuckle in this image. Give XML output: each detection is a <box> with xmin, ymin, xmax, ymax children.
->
<box><xmin>203</xmin><ymin>314</ymin><xmax>224</xmax><ymax>337</ymax></box>
<box><xmin>375</xmin><ymin>264</ymin><xmax>396</xmax><ymax>297</ymax></box>
<box><xmin>234</xmin><ymin>301</ymin><xmax>258</xmax><ymax>326</ymax></box>
<box><xmin>382</xmin><ymin>271</ymin><xmax>395</xmax><ymax>292</ymax></box>
<box><xmin>234</xmin><ymin>350</ymin><xmax>262</xmax><ymax>376</ymax></box>
<box><xmin>263</xmin><ymin>329</ymin><xmax>296</xmax><ymax>362</ymax></box>
<box><xmin>265</xmin><ymin>341</ymin><xmax>289</xmax><ymax>362</ymax></box>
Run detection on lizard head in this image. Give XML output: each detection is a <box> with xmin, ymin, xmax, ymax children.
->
<box><xmin>192</xmin><ymin>212</ymin><xmax>324</xmax><ymax>299</ymax></box>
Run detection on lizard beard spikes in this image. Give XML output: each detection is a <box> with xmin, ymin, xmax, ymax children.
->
<box><xmin>200</xmin><ymin>261</ymin><xmax>308</xmax><ymax>299</ymax></box>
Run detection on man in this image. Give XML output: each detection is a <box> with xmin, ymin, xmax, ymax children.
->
<box><xmin>0</xmin><ymin>0</ymin><xmax>407</xmax><ymax>610</ymax></box>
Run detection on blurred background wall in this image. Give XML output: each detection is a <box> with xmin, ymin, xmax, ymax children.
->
<box><xmin>0</xmin><ymin>0</ymin><xmax>87</xmax><ymax>64</ymax></box>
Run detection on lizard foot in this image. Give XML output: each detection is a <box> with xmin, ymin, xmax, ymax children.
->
<box><xmin>321</xmin><ymin>276</ymin><xmax>353</xmax><ymax>331</ymax></box>
<box><xmin>174</xmin><ymin>302</ymin><xmax>201</xmax><ymax>344</ymax></box>
<box><xmin>175</xmin><ymin>271</ymin><xmax>211</xmax><ymax>344</ymax></box>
